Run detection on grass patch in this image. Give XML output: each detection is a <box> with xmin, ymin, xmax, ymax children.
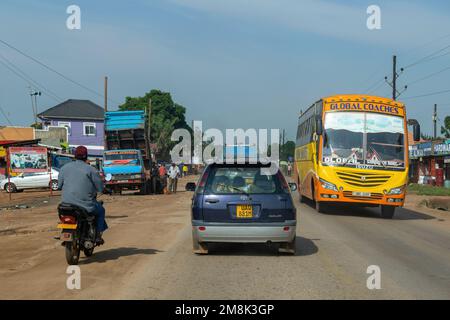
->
<box><xmin>407</xmin><ymin>183</ymin><xmax>450</xmax><ymax>196</ymax></box>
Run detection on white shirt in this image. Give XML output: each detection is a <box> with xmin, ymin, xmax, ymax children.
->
<box><xmin>168</xmin><ymin>166</ymin><xmax>180</xmax><ymax>179</ymax></box>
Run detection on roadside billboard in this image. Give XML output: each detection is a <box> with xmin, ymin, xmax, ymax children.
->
<box><xmin>8</xmin><ymin>147</ymin><xmax>48</xmax><ymax>173</ymax></box>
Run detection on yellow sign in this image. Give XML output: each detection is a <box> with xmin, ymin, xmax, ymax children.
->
<box><xmin>0</xmin><ymin>147</ymin><xmax>5</xmax><ymax>158</ymax></box>
<box><xmin>324</xmin><ymin>102</ymin><xmax>405</xmax><ymax>116</ymax></box>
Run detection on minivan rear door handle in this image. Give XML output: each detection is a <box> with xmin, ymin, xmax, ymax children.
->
<box><xmin>205</xmin><ymin>199</ymin><xmax>219</xmax><ymax>203</ymax></box>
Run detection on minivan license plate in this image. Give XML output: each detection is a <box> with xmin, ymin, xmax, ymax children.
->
<box><xmin>236</xmin><ymin>205</ymin><xmax>253</xmax><ymax>218</ymax></box>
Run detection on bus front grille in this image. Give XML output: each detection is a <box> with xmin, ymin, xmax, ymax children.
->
<box><xmin>336</xmin><ymin>171</ymin><xmax>391</xmax><ymax>187</ymax></box>
<box><xmin>343</xmin><ymin>191</ymin><xmax>383</xmax><ymax>201</ymax></box>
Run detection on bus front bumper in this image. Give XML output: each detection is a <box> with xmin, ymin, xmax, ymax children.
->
<box><xmin>317</xmin><ymin>190</ymin><xmax>405</xmax><ymax>206</ymax></box>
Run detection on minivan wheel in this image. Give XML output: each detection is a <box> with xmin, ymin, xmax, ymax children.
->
<box><xmin>381</xmin><ymin>205</ymin><xmax>395</xmax><ymax>219</ymax></box>
<box><xmin>193</xmin><ymin>239</ymin><xmax>209</xmax><ymax>255</ymax></box>
<box><xmin>279</xmin><ymin>236</ymin><xmax>296</xmax><ymax>255</ymax></box>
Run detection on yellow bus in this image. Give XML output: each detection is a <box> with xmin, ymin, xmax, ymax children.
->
<box><xmin>294</xmin><ymin>94</ymin><xmax>420</xmax><ymax>219</ymax></box>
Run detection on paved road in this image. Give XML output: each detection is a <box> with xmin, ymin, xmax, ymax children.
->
<box><xmin>1</xmin><ymin>182</ymin><xmax>449</xmax><ymax>299</ymax></box>
<box><xmin>121</xmin><ymin>193</ymin><xmax>450</xmax><ymax>300</ymax></box>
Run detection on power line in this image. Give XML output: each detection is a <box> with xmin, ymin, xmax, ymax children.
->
<box><xmin>0</xmin><ymin>53</ymin><xmax>63</xmax><ymax>102</ymax></box>
<box><xmin>407</xmin><ymin>65</ymin><xmax>450</xmax><ymax>86</ymax></box>
<box><xmin>402</xmin><ymin>88</ymin><xmax>450</xmax><ymax>100</ymax></box>
<box><xmin>0</xmin><ymin>38</ymin><xmax>120</xmax><ymax>106</ymax></box>
<box><xmin>402</xmin><ymin>43</ymin><xmax>450</xmax><ymax>69</ymax></box>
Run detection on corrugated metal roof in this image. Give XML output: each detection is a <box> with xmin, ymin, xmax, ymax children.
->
<box><xmin>105</xmin><ymin>110</ymin><xmax>146</xmax><ymax>131</ymax></box>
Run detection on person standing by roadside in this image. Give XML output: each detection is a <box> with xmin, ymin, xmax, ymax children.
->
<box><xmin>151</xmin><ymin>163</ymin><xmax>159</xmax><ymax>194</ymax></box>
<box><xmin>287</xmin><ymin>162</ymin><xmax>292</xmax><ymax>176</ymax></box>
<box><xmin>158</xmin><ymin>164</ymin><xmax>168</xmax><ymax>194</ymax></box>
<box><xmin>182</xmin><ymin>164</ymin><xmax>188</xmax><ymax>177</ymax></box>
<box><xmin>168</xmin><ymin>163</ymin><xmax>180</xmax><ymax>194</ymax></box>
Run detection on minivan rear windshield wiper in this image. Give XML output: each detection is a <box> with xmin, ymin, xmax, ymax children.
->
<box><xmin>216</xmin><ymin>183</ymin><xmax>250</xmax><ymax>196</ymax></box>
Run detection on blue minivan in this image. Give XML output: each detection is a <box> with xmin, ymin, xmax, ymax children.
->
<box><xmin>186</xmin><ymin>163</ymin><xmax>297</xmax><ymax>255</ymax></box>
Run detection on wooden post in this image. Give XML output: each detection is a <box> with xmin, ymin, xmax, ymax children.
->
<box><xmin>148</xmin><ymin>98</ymin><xmax>152</xmax><ymax>160</ymax></box>
<box><xmin>49</xmin><ymin>152</ymin><xmax>53</xmax><ymax>197</ymax></box>
<box><xmin>104</xmin><ymin>76</ymin><xmax>108</xmax><ymax>112</ymax></box>
<box><xmin>6</xmin><ymin>147</ymin><xmax>11</xmax><ymax>201</ymax></box>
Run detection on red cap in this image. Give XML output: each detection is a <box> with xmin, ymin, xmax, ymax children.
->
<box><xmin>74</xmin><ymin>146</ymin><xmax>88</xmax><ymax>160</ymax></box>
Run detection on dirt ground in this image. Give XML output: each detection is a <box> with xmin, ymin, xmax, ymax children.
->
<box><xmin>0</xmin><ymin>176</ymin><xmax>197</xmax><ymax>299</ymax></box>
<box><xmin>0</xmin><ymin>180</ymin><xmax>448</xmax><ymax>299</ymax></box>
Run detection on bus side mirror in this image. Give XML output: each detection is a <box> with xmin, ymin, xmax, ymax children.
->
<box><xmin>316</xmin><ymin>118</ymin><xmax>323</xmax><ymax>136</ymax></box>
<box><xmin>408</xmin><ymin>119</ymin><xmax>420</xmax><ymax>142</ymax></box>
<box><xmin>413</xmin><ymin>124</ymin><xmax>421</xmax><ymax>142</ymax></box>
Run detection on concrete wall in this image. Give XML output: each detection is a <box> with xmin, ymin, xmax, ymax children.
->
<box><xmin>35</xmin><ymin>126</ymin><xmax>68</xmax><ymax>148</ymax></box>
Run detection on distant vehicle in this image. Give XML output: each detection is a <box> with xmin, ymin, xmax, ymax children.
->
<box><xmin>102</xmin><ymin>110</ymin><xmax>152</xmax><ymax>194</ymax></box>
<box><xmin>0</xmin><ymin>168</ymin><xmax>60</xmax><ymax>193</ymax></box>
<box><xmin>295</xmin><ymin>94</ymin><xmax>420</xmax><ymax>219</ymax></box>
<box><xmin>186</xmin><ymin>162</ymin><xmax>297</xmax><ymax>255</ymax></box>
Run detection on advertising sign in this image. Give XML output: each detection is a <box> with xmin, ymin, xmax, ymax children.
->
<box><xmin>8</xmin><ymin>147</ymin><xmax>48</xmax><ymax>173</ymax></box>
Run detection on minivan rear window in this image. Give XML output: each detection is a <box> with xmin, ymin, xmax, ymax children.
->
<box><xmin>206</xmin><ymin>167</ymin><xmax>280</xmax><ymax>194</ymax></box>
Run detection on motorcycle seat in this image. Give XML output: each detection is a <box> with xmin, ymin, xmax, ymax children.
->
<box><xmin>58</xmin><ymin>203</ymin><xmax>94</xmax><ymax>218</ymax></box>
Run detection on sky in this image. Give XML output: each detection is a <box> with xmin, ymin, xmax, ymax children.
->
<box><xmin>1</xmin><ymin>0</ymin><xmax>450</xmax><ymax>139</ymax></box>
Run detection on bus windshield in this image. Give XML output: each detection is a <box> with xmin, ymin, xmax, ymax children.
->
<box><xmin>322</xmin><ymin>112</ymin><xmax>405</xmax><ymax>170</ymax></box>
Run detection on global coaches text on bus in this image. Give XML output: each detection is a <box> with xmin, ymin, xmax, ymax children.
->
<box><xmin>294</xmin><ymin>94</ymin><xmax>420</xmax><ymax>219</ymax></box>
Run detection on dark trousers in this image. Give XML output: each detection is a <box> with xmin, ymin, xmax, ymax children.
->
<box><xmin>93</xmin><ymin>201</ymin><xmax>108</xmax><ymax>233</ymax></box>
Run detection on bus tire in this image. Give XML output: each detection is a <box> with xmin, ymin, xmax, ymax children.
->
<box><xmin>315</xmin><ymin>201</ymin><xmax>326</xmax><ymax>213</ymax></box>
<box><xmin>381</xmin><ymin>205</ymin><xmax>395</xmax><ymax>219</ymax></box>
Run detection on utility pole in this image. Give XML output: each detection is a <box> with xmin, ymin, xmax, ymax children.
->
<box><xmin>392</xmin><ymin>55</ymin><xmax>397</xmax><ymax>100</ymax></box>
<box><xmin>385</xmin><ymin>55</ymin><xmax>407</xmax><ymax>100</ymax></box>
<box><xmin>29</xmin><ymin>88</ymin><xmax>41</xmax><ymax>125</ymax></box>
<box><xmin>433</xmin><ymin>104</ymin><xmax>437</xmax><ymax>139</ymax></box>
<box><xmin>104</xmin><ymin>76</ymin><xmax>108</xmax><ymax>112</ymax></box>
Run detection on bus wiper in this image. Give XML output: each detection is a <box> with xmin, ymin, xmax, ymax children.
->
<box><xmin>342</xmin><ymin>153</ymin><xmax>357</xmax><ymax>167</ymax></box>
<box><xmin>368</xmin><ymin>145</ymin><xmax>387</xmax><ymax>169</ymax></box>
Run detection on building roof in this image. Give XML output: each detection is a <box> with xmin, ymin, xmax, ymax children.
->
<box><xmin>38</xmin><ymin>99</ymin><xmax>104</xmax><ymax>120</ymax></box>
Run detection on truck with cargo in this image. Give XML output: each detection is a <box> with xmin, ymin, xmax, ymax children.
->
<box><xmin>102</xmin><ymin>110</ymin><xmax>152</xmax><ymax>194</ymax></box>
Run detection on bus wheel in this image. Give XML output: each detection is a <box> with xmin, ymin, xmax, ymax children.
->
<box><xmin>312</xmin><ymin>186</ymin><xmax>325</xmax><ymax>213</ymax></box>
<box><xmin>381</xmin><ymin>205</ymin><xmax>395</xmax><ymax>219</ymax></box>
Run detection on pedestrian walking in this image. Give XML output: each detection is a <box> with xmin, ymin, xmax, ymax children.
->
<box><xmin>158</xmin><ymin>164</ymin><xmax>168</xmax><ymax>194</ymax></box>
<box><xmin>168</xmin><ymin>163</ymin><xmax>180</xmax><ymax>193</ymax></box>
<box><xmin>151</xmin><ymin>163</ymin><xmax>159</xmax><ymax>194</ymax></box>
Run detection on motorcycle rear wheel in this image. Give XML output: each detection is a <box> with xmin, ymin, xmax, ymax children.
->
<box><xmin>65</xmin><ymin>241</ymin><xmax>80</xmax><ymax>265</ymax></box>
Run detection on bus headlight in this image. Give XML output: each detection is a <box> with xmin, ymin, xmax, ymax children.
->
<box><xmin>387</xmin><ymin>185</ymin><xmax>405</xmax><ymax>195</ymax></box>
<box><xmin>319</xmin><ymin>178</ymin><xmax>338</xmax><ymax>192</ymax></box>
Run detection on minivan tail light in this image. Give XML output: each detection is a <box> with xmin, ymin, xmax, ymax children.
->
<box><xmin>277</xmin><ymin>171</ymin><xmax>290</xmax><ymax>192</ymax></box>
<box><xmin>198</xmin><ymin>226</ymin><xmax>206</xmax><ymax>231</ymax></box>
<box><xmin>198</xmin><ymin>170</ymin><xmax>209</xmax><ymax>188</ymax></box>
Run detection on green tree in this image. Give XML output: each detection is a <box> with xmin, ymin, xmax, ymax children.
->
<box><xmin>441</xmin><ymin>116</ymin><xmax>450</xmax><ymax>138</ymax></box>
<box><xmin>119</xmin><ymin>90</ymin><xmax>191</xmax><ymax>160</ymax></box>
<box><xmin>280</xmin><ymin>140</ymin><xmax>295</xmax><ymax>161</ymax></box>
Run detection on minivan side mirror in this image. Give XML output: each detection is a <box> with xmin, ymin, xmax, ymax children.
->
<box><xmin>185</xmin><ymin>182</ymin><xmax>196</xmax><ymax>191</ymax></box>
<box><xmin>288</xmin><ymin>182</ymin><xmax>297</xmax><ymax>192</ymax></box>
<box><xmin>316</xmin><ymin>117</ymin><xmax>323</xmax><ymax>136</ymax></box>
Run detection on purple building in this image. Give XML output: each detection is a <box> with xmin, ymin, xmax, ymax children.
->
<box><xmin>38</xmin><ymin>99</ymin><xmax>104</xmax><ymax>157</ymax></box>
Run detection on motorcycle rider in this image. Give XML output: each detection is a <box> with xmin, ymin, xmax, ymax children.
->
<box><xmin>58</xmin><ymin>146</ymin><xmax>108</xmax><ymax>243</ymax></box>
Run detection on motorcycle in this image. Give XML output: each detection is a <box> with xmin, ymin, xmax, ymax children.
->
<box><xmin>56</xmin><ymin>201</ymin><xmax>103</xmax><ymax>265</ymax></box>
